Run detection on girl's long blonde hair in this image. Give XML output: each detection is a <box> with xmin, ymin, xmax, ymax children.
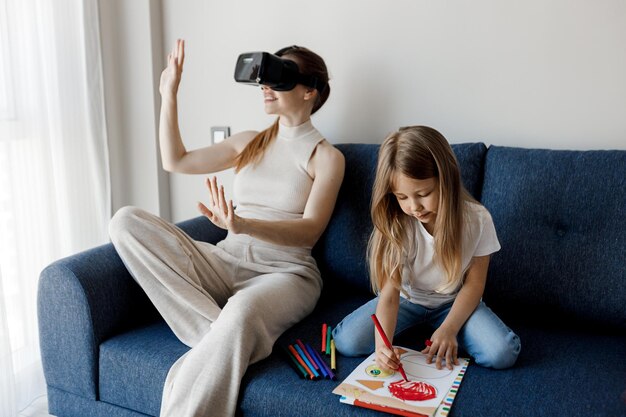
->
<box><xmin>368</xmin><ymin>126</ymin><xmax>476</xmax><ymax>294</ymax></box>
<box><xmin>234</xmin><ymin>46</ymin><xmax>330</xmax><ymax>172</ymax></box>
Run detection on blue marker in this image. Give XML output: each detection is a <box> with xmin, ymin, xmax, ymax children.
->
<box><xmin>294</xmin><ymin>344</ymin><xmax>319</xmax><ymax>379</ymax></box>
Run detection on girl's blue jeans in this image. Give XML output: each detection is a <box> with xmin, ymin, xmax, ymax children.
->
<box><xmin>332</xmin><ymin>297</ymin><xmax>521</xmax><ymax>369</ymax></box>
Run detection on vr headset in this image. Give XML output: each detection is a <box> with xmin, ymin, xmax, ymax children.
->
<box><xmin>234</xmin><ymin>52</ymin><xmax>326</xmax><ymax>92</ymax></box>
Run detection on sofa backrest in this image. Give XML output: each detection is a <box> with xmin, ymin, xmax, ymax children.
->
<box><xmin>481</xmin><ymin>146</ymin><xmax>626</xmax><ymax>329</ymax></box>
<box><xmin>313</xmin><ymin>142</ymin><xmax>488</xmax><ymax>294</ymax></box>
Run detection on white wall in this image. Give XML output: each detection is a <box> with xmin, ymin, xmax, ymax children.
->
<box><xmin>100</xmin><ymin>0</ymin><xmax>170</xmax><ymax>219</ymax></box>
<box><xmin>106</xmin><ymin>0</ymin><xmax>626</xmax><ymax>222</ymax></box>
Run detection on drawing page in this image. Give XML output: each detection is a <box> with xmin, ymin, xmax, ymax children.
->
<box><xmin>333</xmin><ymin>347</ymin><xmax>469</xmax><ymax>417</ymax></box>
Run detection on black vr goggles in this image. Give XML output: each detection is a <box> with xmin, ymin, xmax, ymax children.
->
<box><xmin>234</xmin><ymin>51</ymin><xmax>326</xmax><ymax>92</ymax></box>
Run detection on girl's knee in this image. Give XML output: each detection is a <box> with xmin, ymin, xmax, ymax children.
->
<box><xmin>331</xmin><ymin>298</ymin><xmax>379</xmax><ymax>357</ymax></box>
<box><xmin>332</xmin><ymin>324</ymin><xmax>373</xmax><ymax>357</ymax></box>
<box><xmin>474</xmin><ymin>332</ymin><xmax>521</xmax><ymax>369</ymax></box>
<box><xmin>462</xmin><ymin>303</ymin><xmax>521</xmax><ymax>369</ymax></box>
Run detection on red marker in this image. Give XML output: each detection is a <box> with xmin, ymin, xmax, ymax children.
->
<box><xmin>288</xmin><ymin>345</ymin><xmax>314</xmax><ymax>379</ymax></box>
<box><xmin>371</xmin><ymin>314</ymin><xmax>408</xmax><ymax>381</ymax></box>
<box><xmin>425</xmin><ymin>339</ymin><xmax>432</xmax><ymax>347</ymax></box>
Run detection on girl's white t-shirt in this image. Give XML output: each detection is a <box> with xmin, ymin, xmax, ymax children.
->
<box><xmin>400</xmin><ymin>202</ymin><xmax>501</xmax><ymax>308</ymax></box>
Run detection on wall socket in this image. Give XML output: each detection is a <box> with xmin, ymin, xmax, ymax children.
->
<box><xmin>210</xmin><ymin>126</ymin><xmax>230</xmax><ymax>144</ymax></box>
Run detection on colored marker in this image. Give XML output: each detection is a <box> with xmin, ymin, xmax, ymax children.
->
<box><xmin>312</xmin><ymin>347</ymin><xmax>335</xmax><ymax>380</ymax></box>
<box><xmin>294</xmin><ymin>344</ymin><xmax>319</xmax><ymax>379</ymax></box>
<box><xmin>305</xmin><ymin>343</ymin><xmax>328</xmax><ymax>379</ymax></box>
<box><xmin>371</xmin><ymin>314</ymin><xmax>408</xmax><ymax>381</ymax></box>
<box><xmin>296</xmin><ymin>339</ymin><xmax>319</xmax><ymax>371</ymax></box>
<box><xmin>288</xmin><ymin>345</ymin><xmax>314</xmax><ymax>379</ymax></box>
<box><xmin>425</xmin><ymin>339</ymin><xmax>432</xmax><ymax>347</ymax></box>
<box><xmin>322</xmin><ymin>323</ymin><xmax>327</xmax><ymax>352</ymax></box>
<box><xmin>326</xmin><ymin>325</ymin><xmax>332</xmax><ymax>356</ymax></box>
<box><xmin>281</xmin><ymin>345</ymin><xmax>307</xmax><ymax>379</ymax></box>
<box><xmin>330</xmin><ymin>339</ymin><xmax>337</xmax><ymax>371</ymax></box>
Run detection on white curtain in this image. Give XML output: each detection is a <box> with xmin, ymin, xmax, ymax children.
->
<box><xmin>0</xmin><ymin>0</ymin><xmax>110</xmax><ymax>415</ymax></box>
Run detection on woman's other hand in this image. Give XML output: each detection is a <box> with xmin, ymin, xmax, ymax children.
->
<box><xmin>198</xmin><ymin>176</ymin><xmax>243</xmax><ymax>233</ymax></box>
<box><xmin>160</xmin><ymin>39</ymin><xmax>185</xmax><ymax>98</ymax></box>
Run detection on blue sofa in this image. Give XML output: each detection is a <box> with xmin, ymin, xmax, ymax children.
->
<box><xmin>38</xmin><ymin>143</ymin><xmax>626</xmax><ymax>417</ymax></box>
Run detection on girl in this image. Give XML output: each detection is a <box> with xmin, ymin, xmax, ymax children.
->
<box><xmin>109</xmin><ymin>40</ymin><xmax>344</xmax><ymax>417</ymax></box>
<box><xmin>333</xmin><ymin>126</ymin><xmax>519</xmax><ymax>372</ymax></box>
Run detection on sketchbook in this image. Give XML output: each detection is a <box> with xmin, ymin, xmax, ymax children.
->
<box><xmin>332</xmin><ymin>347</ymin><xmax>469</xmax><ymax>417</ymax></box>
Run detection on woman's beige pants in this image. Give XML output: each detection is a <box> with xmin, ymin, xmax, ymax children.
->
<box><xmin>109</xmin><ymin>207</ymin><xmax>322</xmax><ymax>417</ymax></box>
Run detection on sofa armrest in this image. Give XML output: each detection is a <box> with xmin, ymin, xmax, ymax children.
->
<box><xmin>37</xmin><ymin>215</ymin><xmax>225</xmax><ymax>399</ymax></box>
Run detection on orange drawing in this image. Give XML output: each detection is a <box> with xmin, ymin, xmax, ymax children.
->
<box><xmin>356</xmin><ymin>379</ymin><xmax>386</xmax><ymax>390</ymax></box>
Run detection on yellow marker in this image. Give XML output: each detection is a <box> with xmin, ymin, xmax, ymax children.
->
<box><xmin>330</xmin><ymin>339</ymin><xmax>336</xmax><ymax>370</ymax></box>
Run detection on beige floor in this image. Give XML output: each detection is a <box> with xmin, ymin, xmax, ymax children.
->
<box><xmin>19</xmin><ymin>396</ymin><xmax>54</xmax><ymax>417</ymax></box>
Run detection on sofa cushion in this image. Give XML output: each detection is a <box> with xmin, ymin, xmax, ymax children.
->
<box><xmin>314</xmin><ymin>142</ymin><xmax>488</xmax><ymax>295</ymax></box>
<box><xmin>238</xmin><ymin>292</ymin><xmax>626</xmax><ymax>417</ymax></box>
<box><xmin>450</xmin><ymin>142</ymin><xmax>488</xmax><ymax>200</ymax></box>
<box><xmin>47</xmin><ymin>386</ymin><xmax>150</xmax><ymax>417</ymax></box>
<box><xmin>99</xmin><ymin>323</ymin><xmax>188</xmax><ymax>416</ymax></box>
<box><xmin>481</xmin><ymin>146</ymin><xmax>626</xmax><ymax>329</ymax></box>
<box><xmin>38</xmin><ymin>245</ymin><xmax>160</xmax><ymax>401</ymax></box>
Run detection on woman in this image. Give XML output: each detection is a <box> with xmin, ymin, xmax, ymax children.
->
<box><xmin>109</xmin><ymin>39</ymin><xmax>344</xmax><ymax>417</ymax></box>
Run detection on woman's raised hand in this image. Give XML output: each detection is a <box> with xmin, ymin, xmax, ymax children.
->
<box><xmin>198</xmin><ymin>177</ymin><xmax>243</xmax><ymax>233</ymax></box>
<box><xmin>159</xmin><ymin>39</ymin><xmax>185</xmax><ymax>98</ymax></box>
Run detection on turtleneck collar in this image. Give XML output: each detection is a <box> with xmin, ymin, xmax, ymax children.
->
<box><xmin>277</xmin><ymin>119</ymin><xmax>315</xmax><ymax>141</ymax></box>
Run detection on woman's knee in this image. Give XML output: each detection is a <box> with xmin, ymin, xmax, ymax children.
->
<box><xmin>108</xmin><ymin>206</ymin><xmax>153</xmax><ymax>242</ymax></box>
